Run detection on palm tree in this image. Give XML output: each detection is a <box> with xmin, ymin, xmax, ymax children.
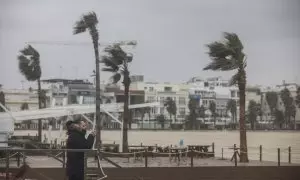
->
<box><xmin>209</xmin><ymin>101</ymin><xmax>217</xmax><ymax>127</ymax></box>
<box><xmin>203</xmin><ymin>32</ymin><xmax>248</xmax><ymax>162</ymax></box>
<box><xmin>164</xmin><ymin>97</ymin><xmax>177</xmax><ymax>128</ymax></box>
<box><xmin>157</xmin><ymin>114</ymin><xmax>166</xmax><ymax>129</ymax></box>
<box><xmin>296</xmin><ymin>87</ymin><xmax>300</xmax><ymax>108</ymax></box>
<box><xmin>188</xmin><ymin>97</ymin><xmax>198</xmax><ymax>130</ymax></box>
<box><xmin>0</xmin><ymin>91</ymin><xmax>5</xmax><ymax>112</ymax></box>
<box><xmin>73</xmin><ymin>12</ymin><xmax>102</xmax><ymax>147</ymax></box>
<box><xmin>226</xmin><ymin>99</ymin><xmax>237</xmax><ymax>129</ymax></box>
<box><xmin>247</xmin><ymin>100</ymin><xmax>259</xmax><ymax>130</ymax></box>
<box><xmin>265</xmin><ymin>91</ymin><xmax>278</xmax><ymax>122</ymax></box>
<box><xmin>18</xmin><ymin>45</ymin><xmax>43</xmax><ymax>142</ymax></box>
<box><xmin>101</xmin><ymin>44</ymin><xmax>133</xmax><ymax>152</ymax></box>
<box><xmin>280</xmin><ymin>88</ymin><xmax>294</xmax><ymax>128</ymax></box>
<box><xmin>198</xmin><ymin>105</ymin><xmax>206</xmax><ymax>129</ymax></box>
<box><xmin>274</xmin><ymin>109</ymin><xmax>284</xmax><ymax>129</ymax></box>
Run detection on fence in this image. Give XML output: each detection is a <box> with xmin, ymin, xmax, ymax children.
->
<box><xmin>1</xmin><ymin>143</ymin><xmax>300</xmax><ymax>180</ymax></box>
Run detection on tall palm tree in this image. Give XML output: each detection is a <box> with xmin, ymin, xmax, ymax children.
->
<box><xmin>0</xmin><ymin>91</ymin><xmax>5</xmax><ymax>112</ymax></box>
<box><xmin>209</xmin><ymin>101</ymin><xmax>217</xmax><ymax>127</ymax></box>
<box><xmin>101</xmin><ymin>44</ymin><xmax>133</xmax><ymax>152</ymax></box>
<box><xmin>188</xmin><ymin>97</ymin><xmax>198</xmax><ymax>130</ymax></box>
<box><xmin>247</xmin><ymin>100</ymin><xmax>259</xmax><ymax>130</ymax></box>
<box><xmin>265</xmin><ymin>91</ymin><xmax>278</xmax><ymax>123</ymax></box>
<box><xmin>73</xmin><ymin>12</ymin><xmax>102</xmax><ymax>147</ymax></box>
<box><xmin>296</xmin><ymin>87</ymin><xmax>300</xmax><ymax>108</ymax></box>
<box><xmin>164</xmin><ymin>97</ymin><xmax>177</xmax><ymax>128</ymax></box>
<box><xmin>18</xmin><ymin>45</ymin><xmax>43</xmax><ymax>142</ymax></box>
<box><xmin>226</xmin><ymin>99</ymin><xmax>237</xmax><ymax>128</ymax></box>
<box><xmin>203</xmin><ymin>32</ymin><xmax>248</xmax><ymax>162</ymax></box>
<box><xmin>280</xmin><ymin>88</ymin><xmax>293</xmax><ymax>128</ymax></box>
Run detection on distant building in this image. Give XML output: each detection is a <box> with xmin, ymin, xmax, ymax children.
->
<box><xmin>1</xmin><ymin>89</ymin><xmax>39</xmax><ymax>111</ymax></box>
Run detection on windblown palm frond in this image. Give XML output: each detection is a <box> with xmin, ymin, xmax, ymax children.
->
<box><xmin>73</xmin><ymin>11</ymin><xmax>98</xmax><ymax>35</ymax></box>
<box><xmin>18</xmin><ymin>45</ymin><xmax>41</xmax><ymax>81</ymax></box>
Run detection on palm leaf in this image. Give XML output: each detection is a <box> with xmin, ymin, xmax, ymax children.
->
<box><xmin>229</xmin><ymin>72</ymin><xmax>240</xmax><ymax>86</ymax></box>
<box><xmin>102</xmin><ymin>67</ymin><xmax>116</xmax><ymax>72</ymax></box>
<box><xmin>207</xmin><ymin>42</ymin><xmax>233</xmax><ymax>59</ymax></box>
<box><xmin>104</xmin><ymin>44</ymin><xmax>127</xmax><ymax>64</ymax></box>
<box><xmin>224</xmin><ymin>32</ymin><xmax>244</xmax><ymax>51</ymax></box>
<box><xmin>203</xmin><ymin>59</ymin><xmax>237</xmax><ymax>71</ymax></box>
<box><xmin>101</xmin><ymin>56</ymin><xmax>119</xmax><ymax>71</ymax></box>
<box><xmin>73</xmin><ymin>19</ymin><xmax>87</xmax><ymax>34</ymax></box>
<box><xmin>73</xmin><ymin>12</ymin><xmax>98</xmax><ymax>35</ymax></box>
<box><xmin>82</xmin><ymin>12</ymin><xmax>98</xmax><ymax>27</ymax></box>
<box><xmin>111</xmin><ymin>73</ymin><xmax>121</xmax><ymax>83</ymax></box>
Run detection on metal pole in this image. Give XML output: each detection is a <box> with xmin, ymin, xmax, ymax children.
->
<box><xmin>259</xmin><ymin>145</ymin><xmax>262</xmax><ymax>162</ymax></box>
<box><xmin>212</xmin><ymin>142</ymin><xmax>215</xmax><ymax>157</ymax></box>
<box><xmin>222</xmin><ymin>148</ymin><xmax>224</xmax><ymax>160</ymax></box>
<box><xmin>191</xmin><ymin>150</ymin><xmax>194</xmax><ymax>167</ymax></box>
<box><xmin>234</xmin><ymin>150</ymin><xmax>237</xmax><ymax>167</ymax></box>
<box><xmin>145</xmin><ymin>150</ymin><xmax>148</xmax><ymax>168</ymax></box>
<box><xmin>277</xmin><ymin>148</ymin><xmax>280</xmax><ymax>167</ymax></box>
<box><xmin>288</xmin><ymin>146</ymin><xmax>291</xmax><ymax>164</ymax></box>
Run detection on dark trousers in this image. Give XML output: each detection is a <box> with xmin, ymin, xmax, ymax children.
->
<box><xmin>68</xmin><ymin>174</ymin><xmax>84</xmax><ymax>180</ymax></box>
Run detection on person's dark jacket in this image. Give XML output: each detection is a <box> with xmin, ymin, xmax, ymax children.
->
<box><xmin>66</xmin><ymin>129</ymin><xmax>94</xmax><ymax>179</ymax></box>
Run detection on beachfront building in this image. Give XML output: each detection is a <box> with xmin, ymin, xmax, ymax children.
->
<box><xmin>261</xmin><ymin>82</ymin><xmax>300</xmax><ymax>129</ymax></box>
<box><xmin>0</xmin><ymin>89</ymin><xmax>39</xmax><ymax>112</ymax></box>
<box><xmin>187</xmin><ymin>76</ymin><xmax>239</xmax><ymax>128</ymax></box>
<box><xmin>116</xmin><ymin>75</ymin><xmax>191</xmax><ymax>129</ymax></box>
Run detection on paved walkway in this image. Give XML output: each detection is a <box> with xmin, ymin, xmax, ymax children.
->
<box><xmin>1</xmin><ymin>156</ymin><xmax>299</xmax><ymax>168</ymax></box>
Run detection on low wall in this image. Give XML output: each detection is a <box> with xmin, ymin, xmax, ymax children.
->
<box><xmin>1</xmin><ymin>167</ymin><xmax>300</xmax><ymax>180</ymax></box>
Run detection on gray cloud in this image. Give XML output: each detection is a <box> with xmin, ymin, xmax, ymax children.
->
<box><xmin>0</xmin><ymin>0</ymin><xmax>299</xmax><ymax>89</ymax></box>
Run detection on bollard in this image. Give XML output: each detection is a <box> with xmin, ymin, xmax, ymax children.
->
<box><xmin>288</xmin><ymin>146</ymin><xmax>291</xmax><ymax>164</ymax></box>
<box><xmin>190</xmin><ymin>150</ymin><xmax>194</xmax><ymax>167</ymax></box>
<box><xmin>234</xmin><ymin>150</ymin><xmax>237</xmax><ymax>167</ymax></box>
<box><xmin>277</xmin><ymin>148</ymin><xmax>280</xmax><ymax>167</ymax></box>
<box><xmin>259</xmin><ymin>145</ymin><xmax>262</xmax><ymax>162</ymax></box>
<box><xmin>145</xmin><ymin>150</ymin><xmax>148</xmax><ymax>168</ymax></box>
<box><xmin>212</xmin><ymin>142</ymin><xmax>215</xmax><ymax>157</ymax></box>
<box><xmin>221</xmin><ymin>148</ymin><xmax>224</xmax><ymax>160</ymax></box>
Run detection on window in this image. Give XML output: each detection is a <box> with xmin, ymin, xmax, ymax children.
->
<box><xmin>179</xmin><ymin>108</ymin><xmax>185</xmax><ymax>115</ymax></box>
<box><xmin>164</xmin><ymin>87</ymin><xmax>172</xmax><ymax>92</ymax></box>
<box><xmin>149</xmin><ymin>87</ymin><xmax>154</xmax><ymax>92</ymax></box>
<box><xmin>160</xmin><ymin>97</ymin><xmax>165</xmax><ymax>104</ymax></box>
<box><xmin>179</xmin><ymin>97</ymin><xmax>185</xmax><ymax>105</ymax></box>
<box><xmin>237</xmin><ymin>91</ymin><xmax>240</xmax><ymax>98</ymax></box>
<box><xmin>160</xmin><ymin>107</ymin><xmax>164</xmax><ymax>114</ymax></box>
<box><xmin>147</xmin><ymin>96</ymin><xmax>155</xmax><ymax>102</ymax></box>
<box><xmin>231</xmin><ymin>91</ymin><xmax>235</xmax><ymax>97</ymax></box>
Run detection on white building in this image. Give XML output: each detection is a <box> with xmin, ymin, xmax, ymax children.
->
<box><xmin>261</xmin><ymin>83</ymin><xmax>300</xmax><ymax>128</ymax></box>
<box><xmin>1</xmin><ymin>89</ymin><xmax>39</xmax><ymax>111</ymax></box>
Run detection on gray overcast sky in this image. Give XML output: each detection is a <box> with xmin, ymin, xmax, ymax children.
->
<box><xmin>0</xmin><ymin>0</ymin><xmax>299</xmax><ymax>89</ymax></box>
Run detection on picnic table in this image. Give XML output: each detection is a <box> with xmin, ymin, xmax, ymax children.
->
<box><xmin>128</xmin><ymin>147</ymin><xmax>147</xmax><ymax>161</ymax></box>
<box><xmin>169</xmin><ymin>146</ymin><xmax>188</xmax><ymax>162</ymax></box>
<box><xmin>187</xmin><ymin>145</ymin><xmax>211</xmax><ymax>158</ymax></box>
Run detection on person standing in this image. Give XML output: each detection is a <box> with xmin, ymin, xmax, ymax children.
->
<box><xmin>66</xmin><ymin>119</ymin><xmax>95</xmax><ymax>180</ymax></box>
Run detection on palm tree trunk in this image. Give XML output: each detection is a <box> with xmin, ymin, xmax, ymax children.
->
<box><xmin>93</xmin><ymin>39</ymin><xmax>102</xmax><ymax>149</ymax></box>
<box><xmin>37</xmin><ymin>79</ymin><xmax>42</xmax><ymax>142</ymax></box>
<box><xmin>239</xmin><ymin>80</ymin><xmax>249</xmax><ymax>162</ymax></box>
<box><xmin>122</xmin><ymin>74</ymin><xmax>130</xmax><ymax>152</ymax></box>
